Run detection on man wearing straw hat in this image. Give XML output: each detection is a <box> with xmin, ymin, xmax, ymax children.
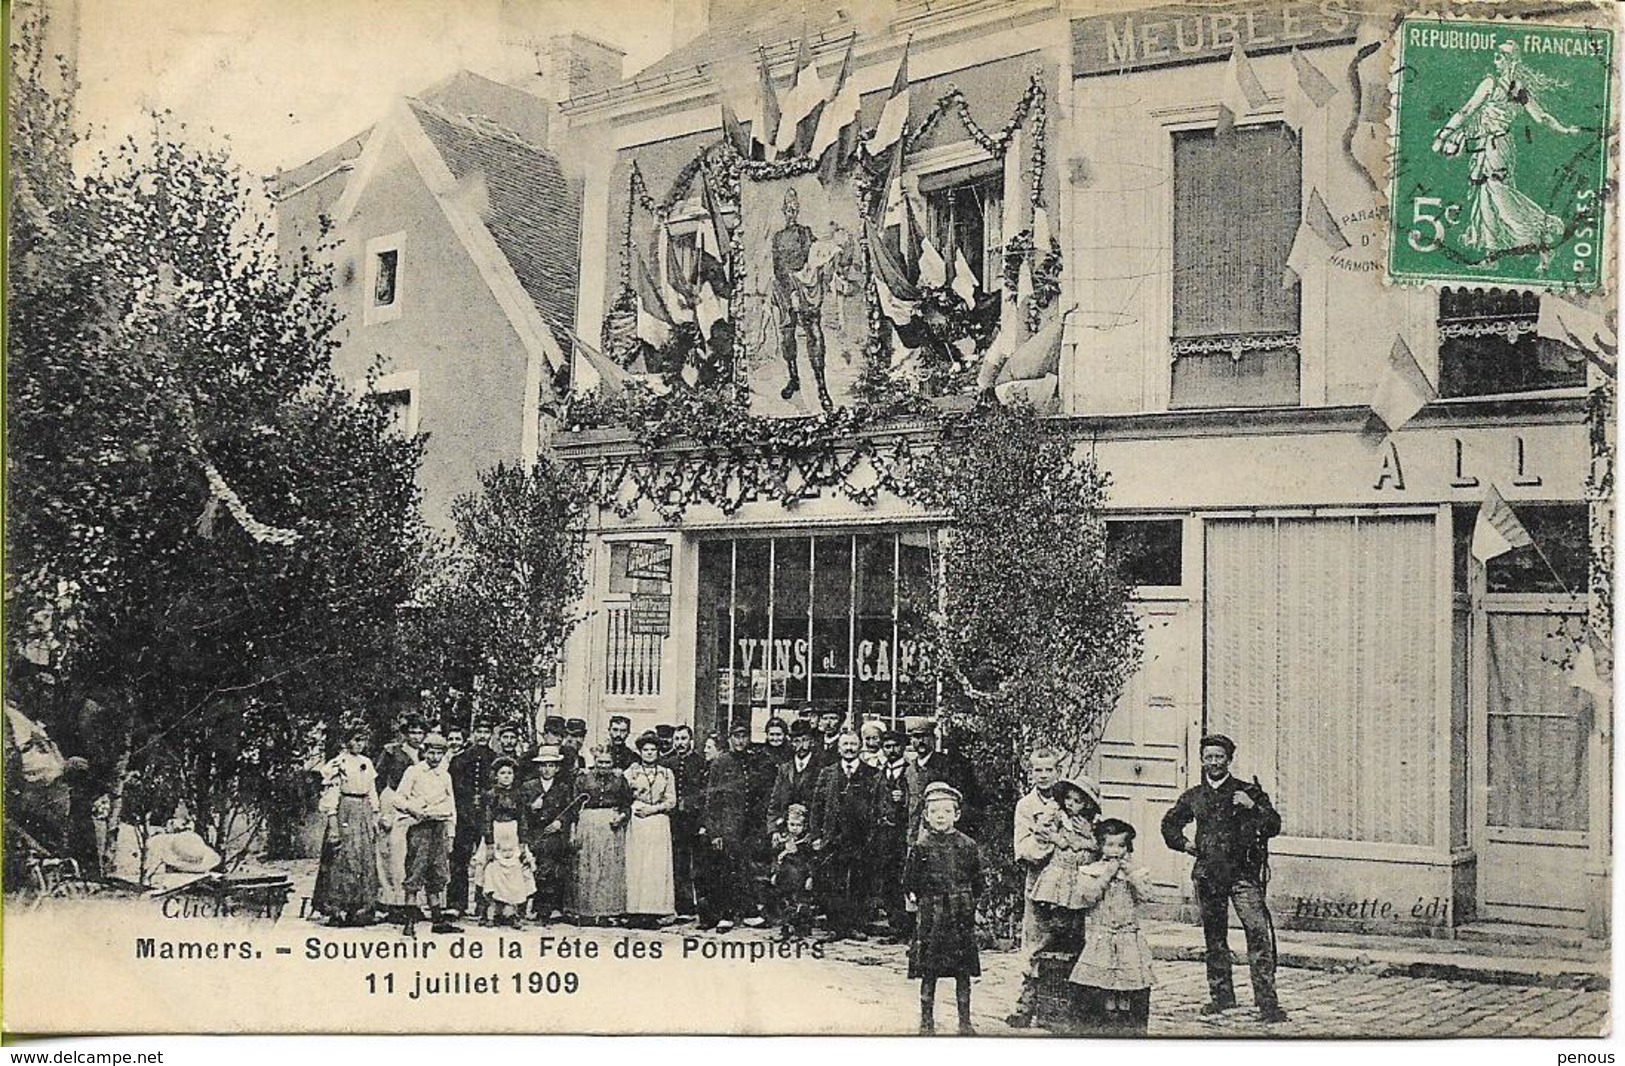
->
<box><xmin>523</xmin><ymin>743</ymin><xmax>581</xmax><ymax>923</ymax></box>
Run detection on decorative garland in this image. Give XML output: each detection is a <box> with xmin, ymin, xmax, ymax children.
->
<box><xmin>1001</xmin><ymin>229</ymin><xmax>1064</xmax><ymax>333</ymax></box>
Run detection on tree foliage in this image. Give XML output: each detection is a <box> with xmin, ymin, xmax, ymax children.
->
<box><xmin>6</xmin><ymin>14</ymin><xmax>430</xmax><ymax>861</ymax></box>
<box><xmin>908</xmin><ymin>403</ymin><xmax>1144</xmax><ymax>931</ymax></box>
<box><xmin>404</xmin><ymin>460</ymin><xmax>590</xmax><ymax>732</ymax></box>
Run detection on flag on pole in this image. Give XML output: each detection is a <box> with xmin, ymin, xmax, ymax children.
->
<box><xmin>1537</xmin><ymin>293</ymin><xmax>1619</xmax><ymax>356</ymax></box>
<box><xmin>777</xmin><ymin>37</ymin><xmax>827</xmax><ymax>157</ymax></box>
<box><xmin>634</xmin><ymin>251</ymin><xmax>675</xmax><ymax>348</ymax></box>
<box><xmin>756</xmin><ymin>47</ymin><xmax>782</xmax><ymax>160</ymax></box>
<box><xmin>997</xmin><ymin>313</ymin><xmax>1065</xmax><ymax>386</ymax></box>
<box><xmin>950</xmin><ymin>249</ymin><xmax>977</xmax><ymax>307</ymax></box>
<box><xmin>720</xmin><ymin>100</ymin><xmax>752</xmax><ymax>158</ymax></box>
<box><xmin>1216</xmin><ymin>44</ymin><xmax>1269</xmax><ymax>136</ymax></box>
<box><xmin>1032</xmin><ymin>205</ymin><xmax>1052</xmax><ymax>254</ymax></box>
<box><xmin>918</xmin><ymin>233</ymin><xmax>948</xmax><ymax>288</ymax></box>
<box><xmin>865</xmin><ymin>217</ymin><xmax>920</xmax><ymax>326</ymax></box>
<box><xmin>1471</xmin><ymin>484</ymin><xmax>1534</xmax><ymax>562</ymax></box>
<box><xmin>1284</xmin><ymin>49</ymin><xmax>1339</xmax><ymax>130</ymax></box>
<box><xmin>869</xmin><ymin>40</ymin><xmax>912</xmax><ymax>156</ymax></box>
<box><xmin>570</xmin><ymin>331</ymin><xmax>632</xmax><ymax>398</ymax></box>
<box><xmin>1367</xmin><ymin>335</ymin><xmax>1437</xmax><ymax>435</ymax></box>
<box><xmin>812</xmin><ymin>38</ymin><xmax>859</xmax><ymax>176</ymax></box>
<box><xmin>1016</xmin><ymin>257</ymin><xmax>1034</xmax><ymax>309</ymax></box>
<box><xmin>1285</xmin><ymin>187</ymin><xmax>1351</xmax><ymax>286</ymax></box>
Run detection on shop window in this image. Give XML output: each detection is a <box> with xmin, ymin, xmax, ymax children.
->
<box><xmin>1452</xmin><ymin>503</ymin><xmax>1589</xmax><ymax>594</ymax></box>
<box><xmin>920</xmin><ymin>163</ymin><xmax>1003</xmax><ymax>290</ymax></box>
<box><xmin>1107</xmin><ymin>519</ymin><xmax>1183</xmax><ymax>587</ymax></box>
<box><xmin>1170</xmin><ymin>124</ymin><xmax>1301</xmax><ymax>409</ymax></box>
<box><xmin>1437</xmin><ymin>288</ymin><xmax>1586</xmax><ymax>398</ymax></box>
<box><xmin>691</xmin><ymin>531</ymin><xmax>937</xmax><ymax>740</ymax></box>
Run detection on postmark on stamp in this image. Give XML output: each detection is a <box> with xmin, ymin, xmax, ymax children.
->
<box><xmin>1388</xmin><ymin>17</ymin><xmax>1613</xmax><ymax>290</ymax></box>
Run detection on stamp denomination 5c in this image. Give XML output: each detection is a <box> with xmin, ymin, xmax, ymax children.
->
<box><xmin>1388</xmin><ymin>17</ymin><xmax>1613</xmax><ymax>290</ymax></box>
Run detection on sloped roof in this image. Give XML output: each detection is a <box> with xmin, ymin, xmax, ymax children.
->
<box><xmin>636</xmin><ymin>0</ymin><xmax>853</xmax><ymax>80</ymax></box>
<box><xmin>407</xmin><ymin>98</ymin><xmax>580</xmax><ymax>356</ymax></box>
<box><xmin>419</xmin><ymin>71</ymin><xmax>552</xmax><ymax>150</ymax></box>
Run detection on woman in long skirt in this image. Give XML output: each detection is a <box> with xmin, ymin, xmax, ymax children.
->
<box><xmin>313</xmin><ymin>726</ymin><xmax>381</xmax><ymax>926</ymax></box>
<box><xmin>571</xmin><ymin>744</ymin><xmax>632</xmax><ymax>922</ymax></box>
<box><xmin>623</xmin><ymin>732</ymin><xmax>677</xmax><ymax>924</ymax></box>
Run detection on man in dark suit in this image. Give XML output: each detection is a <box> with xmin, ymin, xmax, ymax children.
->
<box><xmin>1162</xmin><ymin>733</ymin><xmax>1287</xmax><ymax>1023</ymax></box>
<box><xmin>446</xmin><ymin>718</ymin><xmax>495</xmax><ymax>915</ymax></box>
<box><xmin>809</xmin><ymin>730</ymin><xmax>879</xmax><ymax>940</ymax></box>
<box><xmin>697</xmin><ymin>723</ymin><xmax>754</xmax><ymax>931</ymax></box>
<box><xmin>662</xmin><ymin>723</ymin><xmax>708</xmax><ymax>918</ymax></box>
<box><xmin>522</xmin><ymin>745</ymin><xmax>581</xmax><ymax>923</ymax></box>
<box><xmin>768</xmin><ymin>719</ymin><xmax>822</xmax><ymax>832</ymax></box>
<box><xmin>608</xmin><ymin>714</ymin><xmax>637</xmax><ymax>770</ymax></box>
<box><xmin>905</xmin><ymin>717</ymin><xmax>983</xmax><ymax>837</ymax></box>
<box><xmin>872</xmin><ymin>727</ymin><xmax>913</xmax><ymax>942</ymax></box>
<box><xmin>813</xmin><ymin>707</ymin><xmax>845</xmax><ymax>769</ymax></box>
<box><xmin>560</xmin><ymin>719</ymin><xmax>590</xmax><ymax>786</ymax></box>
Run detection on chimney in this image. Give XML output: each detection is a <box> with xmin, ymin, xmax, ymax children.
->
<box><xmin>530</xmin><ymin>33</ymin><xmax>626</xmax><ymax>103</ymax></box>
<box><xmin>670</xmin><ymin>0</ymin><xmax>711</xmax><ymax>51</ymax></box>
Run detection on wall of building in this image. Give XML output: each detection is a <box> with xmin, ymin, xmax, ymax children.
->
<box><xmin>327</xmin><ymin>130</ymin><xmax>534</xmax><ymax>529</ymax></box>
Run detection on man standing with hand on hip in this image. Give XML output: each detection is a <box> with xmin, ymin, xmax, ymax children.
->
<box><xmin>1161</xmin><ymin>734</ymin><xmax>1287</xmax><ymax>1023</ymax></box>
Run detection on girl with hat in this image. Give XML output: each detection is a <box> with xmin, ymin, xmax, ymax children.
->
<box><xmin>903</xmin><ymin>781</ymin><xmax>982</xmax><ymax>1035</ymax></box>
<box><xmin>1028</xmin><ymin>777</ymin><xmax>1103</xmax><ymax>944</ymax></box>
<box><xmin>623</xmin><ymin>730</ymin><xmax>677</xmax><ymax>925</ymax></box>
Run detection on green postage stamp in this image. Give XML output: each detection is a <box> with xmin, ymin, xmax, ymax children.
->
<box><xmin>1388</xmin><ymin>17</ymin><xmax>1613</xmax><ymax>290</ymax></box>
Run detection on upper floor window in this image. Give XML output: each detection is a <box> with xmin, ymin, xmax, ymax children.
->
<box><xmin>1170</xmin><ymin>124</ymin><xmax>1301</xmax><ymax>409</ymax></box>
<box><xmin>920</xmin><ymin>162</ymin><xmax>1003</xmax><ymax>291</ymax></box>
<box><xmin>364</xmin><ymin>231</ymin><xmax>406</xmax><ymax>325</ymax></box>
<box><xmin>1438</xmin><ymin>288</ymin><xmax>1586</xmax><ymax>398</ymax></box>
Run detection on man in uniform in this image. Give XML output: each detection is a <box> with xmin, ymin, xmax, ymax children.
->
<box><xmin>698</xmin><ymin>723</ymin><xmax>754</xmax><ymax>931</ymax></box>
<box><xmin>447</xmin><ymin>718</ymin><xmax>495</xmax><ymax>916</ymax></box>
<box><xmin>1162</xmin><ymin>734</ymin><xmax>1287</xmax><ymax>1023</ymax></box>
<box><xmin>769</xmin><ymin>185</ymin><xmax>834</xmax><ymax>410</ymax></box>
<box><xmin>608</xmin><ymin>715</ymin><xmax>637</xmax><ymax>770</ymax></box>
<box><xmin>872</xmin><ymin>727</ymin><xmax>913</xmax><ymax>942</ymax></box>
<box><xmin>662</xmin><ymin>723</ymin><xmax>708</xmax><ymax>918</ymax></box>
<box><xmin>809</xmin><ymin>730</ymin><xmax>879</xmax><ymax>940</ymax></box>
<box><xmin>561</xmin><ymin>719</ymin><xmax>590</xmax><ymax>784</ymax></box>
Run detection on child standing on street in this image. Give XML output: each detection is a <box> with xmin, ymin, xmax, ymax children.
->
<box><xmin>903</xmin><ymin>781</ymin><xmax>982</xmax><ymax>1035</ymax></box>
<box><xmin>1068</xmin><ymin>818</ymin><xmax>1155</xmax><ymax>1036</ymax></box>
<box><xmin>771</xmin><ymin>803</ymin><xmax>816</xmax><ymax>940</ymax></box>
<box><xmin>395</xmin><ymin>732</ymin><xmax>463</xmax><ymax>937</ymax></box>
<box><xmin>1027</xmin><ymin>777</ymin><xmax>1101</xmax><ymax>951</ymax></box>
<box><xmin>480</xmin><ymin>757</ymin><xmax>534</xmax><ymax>928</ymax></box>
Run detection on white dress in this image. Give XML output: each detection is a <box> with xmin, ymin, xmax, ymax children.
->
<box><xmin>622</xmin><ymin>763</ymin><xmax>676</xmax><ymax>916</ymax></box>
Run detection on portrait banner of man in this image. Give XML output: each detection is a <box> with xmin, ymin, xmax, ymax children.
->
<box><xmin>736</xmin><ymin>173</ymin><xmax>868</xmax><ymax>417</ymax></box>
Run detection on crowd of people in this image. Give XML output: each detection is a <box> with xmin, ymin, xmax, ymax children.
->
<box><xmin>310</xmin><ymin>708</ymin><xmax>983</xmax><ymax>943</ymax></box>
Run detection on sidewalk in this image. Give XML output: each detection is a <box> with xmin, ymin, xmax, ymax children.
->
<box><xmin>1139</xmin><ymin>918</ymin><xmax>1611</xmax><ymax>991</ymax></box>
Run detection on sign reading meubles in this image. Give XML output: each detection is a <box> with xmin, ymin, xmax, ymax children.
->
<box><xmin>1072</xmin><ymin>0</ymin><xmax>1358</xmax><ymax>75</ymax></box>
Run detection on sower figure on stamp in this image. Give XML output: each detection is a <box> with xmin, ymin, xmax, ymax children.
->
<box><xmin>1161</xmin><ymin>733</ymin><xmax>1287</xmax><ymax>1023</ymax></box>
<box><xmin>1006</xmin><ymin>746</ymin><xmax>1064</xmax><ymax>1028</ymax></box>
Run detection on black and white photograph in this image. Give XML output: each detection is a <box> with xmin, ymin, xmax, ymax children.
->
<box><xmin>3</xmin><ymin>0</ymin><xmax>1619</xmax><ymax>1046</ymax></box>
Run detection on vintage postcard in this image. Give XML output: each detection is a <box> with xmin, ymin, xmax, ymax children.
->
<box><xmin>3</xmin><ymin>0</ymin><xmax>1618</xmax><ymax>1041</ymax></box>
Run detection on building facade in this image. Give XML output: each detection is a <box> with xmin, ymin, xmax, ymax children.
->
<box><xmin>552</xmin><ymin>0</ymin><xmax>1611</xmax><ymax>936</ymax></box>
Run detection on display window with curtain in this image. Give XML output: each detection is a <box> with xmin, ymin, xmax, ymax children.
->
<box><xmin>691</xmin><ymin>529</ymin><xmax>937</xmax><ymax>741</ymax></box>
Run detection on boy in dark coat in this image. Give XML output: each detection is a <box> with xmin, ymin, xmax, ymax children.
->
<box><xmin>905</xmin><ymin>781</ymin><xmax>982</xmax><ymax>1035</ymax></box>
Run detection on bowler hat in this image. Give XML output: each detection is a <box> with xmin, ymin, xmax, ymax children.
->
<box><xmin>789</xmin><ymin>719</ymin><xmax>815</xmax><ymax>738</ymax></box>
<box><xmin>1199</xmin><ymin>733</ymin><xmax>1236</xmax><ymax>756</ymax></box>
<box><xmin>565</xmin><ymin>718</ymin><xmax>588</xmax><ymax>737</ymax></box>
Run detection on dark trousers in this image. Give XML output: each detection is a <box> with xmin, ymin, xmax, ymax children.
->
<box><xmin>1196</xmin><ymin>876</ymin><xmax>1278</xmax><ymax>1010</ymax></box>
<box><xmin>818</xmin><ymin>840</ymin><xmax>871</xmax><ymax>934</ymax></box>
<box><xmin>530</xmin><ymin>831</ymin><xmax>572</xmax><ymax>918</ymax></box>
<box><xmin>448</xmin><ymin>829</ymin><xmax>480</xmax><ymax>911</ymax></box>
<box><xmin>670</xmin><ymin>811</ymin><xmax>698</xmax><ymax>915</ymax></box>
<box><xmin>777</xmin><ymin>304</ymin><xmax>826</xmax><ymax>388</ymax></box>
<box><xmin>697</xmin><ymin>839</ymin><xmax>746</xmax><ymax>925</ymax></box>
<box><xmin>872</xmin><ymin>828</ymin><xmax>911</xmax><ymax>937</ymax></box>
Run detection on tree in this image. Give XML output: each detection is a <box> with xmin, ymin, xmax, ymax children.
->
<box><xmin>908</xmin><ymin>402</ymin><xmax>1144</xmax><ymax>934</ymax></box>
<box><xmin>405</xmin><ymin>460</ymin><xmax>590</xmax><ymax>733</ymax></box>
<box><xmin>6</xmin><ymin>13</ymin><xmax>431</xmax><ymax>871</ymax></box>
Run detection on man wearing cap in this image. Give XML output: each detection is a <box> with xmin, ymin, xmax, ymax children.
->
<box><xmin>813</xmin><ymin>708</ymin><xmax>845</xmax><ymax>770</ymax></box>
<box><xmin>809</xmin><ymin>730</ymin><xmax>879</xmax><ymax>940</ymax></box>
<box><xmin>697</xmin><ymin>723</ymin><xmax>754</xmax><ymax>931</ymax></box>
<box><xmin>522</xmin><ymin>744</ymin><xmax>579</xmax><ymax>922</ymax></box>
<box><xmin>1162</xmin><ymin>733</ymin><xmax>1286</xmax><ymax>1023</ymax></box>
<box><xmin>662</xmin><ymin>724</ymin><xmax>707</xmax><ymax>917</ymax></box>
<box><xmin>1006</xmin><ymin>746</ymin><xmax>1064</xmax><ymax>1028</ymax></box>
<box><xmin>447</xmin><ymin>719</ymin><xmax>495</xmax><ymax>916</ymax></box>
<box><xmin>768</xmin><ymin>719</ymin><xmax>823</xmax><ymax>832</ymax></box>
<box><xmin>561</xmin><ymin>719</ymin><xmax>590</xmax><ymax>783</ymax></box>
<box><xmin>374</xmin><ymin>715</ymin><xmax>425</xmax><ymax>921</ymax></box>
<box><xmin>394</xmin><ymin>732</ymin><xmax>461</xmax><ymax>935</ymax></box>
<box><xmin>608</xmin><ymin>715</ymin><xmax>637</xmax><ymax>771</ymax></box>
<box><xmin>872</xmin><ymin>727</ymin><xmax>913</xmax><ymax>941</ymax></box>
